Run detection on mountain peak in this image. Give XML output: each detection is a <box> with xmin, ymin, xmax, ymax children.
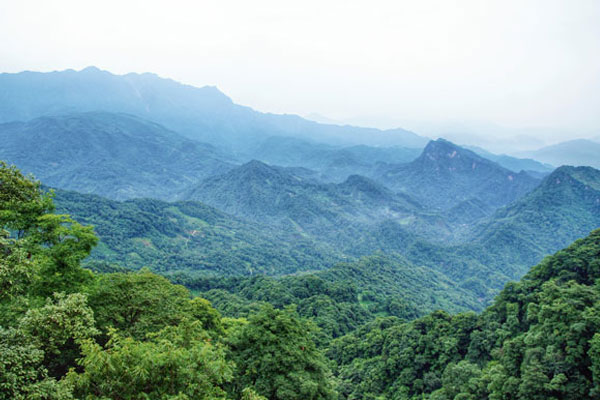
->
<box><xmin>80</xmin><ymin>66</ymin><xmax>103</xmax><ymax>73</ymax></box>
<box><xmin>421</xmin><ymin>139</ymin><xmax>482</xmax><ymax>161</ymax></box>
<box><xmin>413</xmin><ymin>139</ymin><xmax>492</xmax><ymax>173</ymax></box>
<box><xmin>242</xmin><ymin>159</ymin><xmax>276</xmax><ymax>172</ymax></box>
<box><xmin>545</xmin><ymin>165</ymin><xmax>600</xmax><ymax>191</ymax></box>
<box><xmin>221</xmin><ymin>160</ymin><xmax>299</xmax><ymax>184</ymax></box>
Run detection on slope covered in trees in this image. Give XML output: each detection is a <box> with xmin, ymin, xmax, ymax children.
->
<box><xmin>53</xmin><ymin>188</ymin><xmax>340</xmax><ymax>276</ymax></box>
<box><xmin>53</xmin><ymin>161</ymin><xmax>600</xmax><ymax>307</ymax></box>
<box><xmin>245</xmin><ymin>136</ymin><xmax>423</xmax><ymax>182</ymax></box>
<box><xmin>0</xmin><ymin>112</ymin><xmax>234</xmax><ymax>200</ymax></box>
<box><xmin>2</xmin><ymin>162</ymin><xmax>600</xmax><ymax>400</ymax></box>
<box><xmin>0</xmin><ymin>162</ymin><xmax>333</xmax><ymax>400</ymax></box>
<box><xmin>183</xmin><ymin>159</ymin><xmax>448</xmax><ymax>243</ymax></box>
<box><xmin>329</xmin><ymin>228</ymin><xmax>600</xmax><ymax>399</ymax></box>
<box><xmin>471</xmin><ymin>165</ymin><xmax>600</xmax><ymax>273</ymax></box>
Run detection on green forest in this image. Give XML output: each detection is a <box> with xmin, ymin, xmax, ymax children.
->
<box><xmin>2</xmin><ymin>159</ymin><xmax>600</xmax><ymax>399</ymax></box>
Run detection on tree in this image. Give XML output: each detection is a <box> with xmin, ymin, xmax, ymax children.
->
<box><xmin>0</xmin><ymin>162</ymin><xmax>97</xmax><ymax>304</ymax></box>
<box><xmin>65</xmin><ymin>321</ymin><xmax>233</xmax><ymax>400</ymax></box>
<box><xmin>228</xmin><ymin>305</ymin><xmax>336</xmax><ymax>400</ymax></box>
<box><xmin>0</xmin><ymin>327</ymin><xmax>72</xmax><ymax>400</ymax></box>
<box><xmin>86</xmin><ymin>269</ymin><xmax>191</xmax><ymax>340</ymax></box>
<box><xmin>19</xmin><ymin>292</ymin><xmax>98</xmax><ymax>377</ymax></box>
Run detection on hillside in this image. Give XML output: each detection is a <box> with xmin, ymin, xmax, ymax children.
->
<box><xmin>466</xmin><ymin>145</ymin><xmax>554</xmax><ymax>173</ymax></box>
<box><xmin>329</xmin><ymin>229</ymin><xmax>600</xmax><ymax>399</ymax></box>
<box><xmin>0</xmin><ymin>112</ymin><xmax>234</xmax><ymax>200</ymax></box>
<box><xmin>188</xmin><ymin>254</ymin><xmax>483</xmax><ymax>335</ymax></box>
<box><xmin>53</xmin><ymin>189</ymin><xmax>341</xmax><ymax>276</ymax></box>
<box><xmin>377</xmin><ymin>139</ymin><xmax>541</xmax><ymax>213</ymax></box>
<box><xmin>0</xmin><ymin>67</ymin><xmax>428</xmax><ymax>151</ymax></box>
<box><xmin>4</xmin><ymin>158</ymin><xmax>600</xmax><ymax>400</ymax></box>
<box><xmin>471</xmin><ymin>165</ymin><xmax>600</xmax><ymax>269</ymax></box>
<box><xmin>184</xmin><ymin>160</ymin><xmax>450</xmax><ymax>242</ymax></box>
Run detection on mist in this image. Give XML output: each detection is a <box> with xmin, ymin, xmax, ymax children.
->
<box><xmin>1</xmin><ymin>0</ymin><xmax>599</xmax><ymax>151</ymax></box>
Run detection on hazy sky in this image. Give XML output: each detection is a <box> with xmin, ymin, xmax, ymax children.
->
<box><xmin>1</xmin><ymin>0</ymin><xmax>599</xmax><ymax>148</ymax></box>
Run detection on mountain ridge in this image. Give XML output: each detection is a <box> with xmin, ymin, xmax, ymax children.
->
<box><xmin>0</xmin><ymin>67</ymin><xmax>428</xmax><ymax>151</ymax></box>
<box><xmin>0</xmin><ymin>112</ymin><xmax>235</xmax><ymax>200</ymax></box>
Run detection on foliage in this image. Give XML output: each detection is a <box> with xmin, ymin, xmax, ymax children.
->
<box><xmin>54</xmin><ymin>189</ymin><xmax>340</xmax><ymax>276</ymax></box>
<box><xmin>228</xmin><ymin>305</ymin><xmax>337</xmax><ymax>400</ymax></box>
<box><xmin>3</xmin><ymin>161</ymin><xmax>600</xmax><ymax>400</ymax></box>
<box><xmin>329</xmin><ymin>229</ymin><xmax>600</xmax><ymax>399</ymax></box>
<box><xmin>65</xmin><ymin>322</ymin><xmax>233</xmax><ymax>400</ymax></box>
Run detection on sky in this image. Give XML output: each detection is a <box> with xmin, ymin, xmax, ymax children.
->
<box><xmin>1</xmin><ymin>0</ymin><xmax>599</xmax><ymax>151</ymax></box>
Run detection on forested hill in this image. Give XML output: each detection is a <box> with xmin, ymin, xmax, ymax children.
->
<box><xmin>2</xmin><ymin>161</ymin><xmax>599</xmax><ymax>399</ymax></box>
<box><xmin>183</xmin><ymin>159</ymin><xmax>442</xmax><ymax>240</ymax></box>
<box><xmin>0</xmin><ymin>112</ymin><xmax>234</xmax><ymax>200</ymax></box>
<box><xmin>53</xmin><ymin>188</ymin><xmax>341</xmax><ymax>276</ymax></box>
<box><xmin>329</xmin><ymin>228</ymin><xmax>600</xmax><ymax>399</ymax></box>
<box><xmin>376</xmin><ymin>138</ymin><xmax>541</xmax><ymax>212</ymax></box>
<box><xmin>53</xmin><ymin>161</ymin><xmax>600</xmax><ymax>307</ymax></box>
<box><xmin>471</xmin><ymin>165</ymin><xmax>600</xmax><ymax>270</ymax></box>
<box><xmin>244</xmin><ymin>136</ymin><xmax>424</xmax><ymax>182</ymax></box>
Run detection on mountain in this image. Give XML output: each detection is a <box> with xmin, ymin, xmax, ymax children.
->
<box><xmin>0</xmin><ymin>112</ymin><xmax>234</xmax><ymax>200</ymax></box>
<box><xmin>247</xmin><ymin>136</ymin><xmax>422</xmax><ymax>182</ymax></box>
<box><xmin>520</xmin><ymin>139</ymin><xmax>600</xmax><ymax>169</ymax></box>
<box><xmin>471</xmin><ymin>165</ymin><xmax>600</xmax><ymax>269</ymax></box>
<box><xmin>53</xmin><ymin>189</ymin><xmax>341</xmax><ymax>276</ymax></box>
<box><xmin>0</xmin><ymin>67</ymin><xmax>428</xmax><ymax>151</ymax></box>
<box><xmin>183</xmin><ymin>160</ymin><xmax>449</xmax><ymax>242</ymax></box>
<box><xmin>376</xmin><ymin>139</ymin><xmax>541</xmax><ymax>213</ymax></box>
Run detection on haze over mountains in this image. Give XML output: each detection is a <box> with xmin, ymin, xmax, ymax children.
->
<box><xmin>0</xmin><ymin>67</ymin><xmax>428</xmax><ymax>151</ymax></box>
<box><xmin>1</xmin><ymin>67</ymin><xmax>599</xmax><ymax>312</ymax></box>
<box><xmin>518</xmin><ymin>139</ymin><xmax>600</xmax><ymax>169</ymax></box>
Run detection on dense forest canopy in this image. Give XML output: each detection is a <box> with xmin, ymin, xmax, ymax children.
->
<box><xmin>1</xmin><ymin>162</ymin><xmax>600</xmax><ymax>399</ymax></box>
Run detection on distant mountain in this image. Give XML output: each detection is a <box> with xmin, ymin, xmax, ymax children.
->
<box><xmin>0</xmin><ymin>112</ymin><xmax>234</xmax><ymax>200</ymax></box>
<box><xmin>376</xmin><ymin>139</ymin><xmax>541</xmax><ymax>214</ymax></box>
<box><xmin>247</xmin><ymin>136</ymin><xmax>422</xmax><ymax>182</ymax></box>
<box><xmin>53</xmin><ymin>189</ymin><xmax>341</xmax><ymax>276</ymax></box>
<box><xmin>184</xmin><ymin>160</ymin><xmax>449</xmax><ymax>242</ymax></box>
<box><xmin>0</xmin><ymin>67</ymin><xmax>428</xmax><ymax>151</ymax></box>
<box><xmin>472</xmin><ymin>165</ymin><xmax>600</xmax><ymax>269</ymax></box>
<box><xmin>465</xmin><ymin>145</ymin><xmax>554</xmax><ymax>173</ymax></box>
<box><xmin>519</xmin><ymin>139</ymin><xmax>600</xmax><ymax>169</ymax></box>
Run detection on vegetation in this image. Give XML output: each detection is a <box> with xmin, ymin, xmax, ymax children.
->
<box><xmin>0</xmin><ymin>112</ymin><xmax>235</xmax><ymax>201</ymax></box>
<box><xmin>2</xmin><ymin>161</ymin><xmax>600</xmax><ymax>400</ymax></box>
<box><xmin>376</xmin><ymin>139</ymin><xmax>541</xmax><ymax>212</ymax></box>
<box><xmin>328</xmin><ymin>229</ymin><xmax>600</xmax><ymax>399</ymax></box>
<box><xmin>0</xmin><ymin>163</ymin><xmax>331</xmax><ymax>399</ymax></box>
<box><xmin>53</xmin><ymin>188</ymin><xmax>340</xmax><ymax>276</ymax></box>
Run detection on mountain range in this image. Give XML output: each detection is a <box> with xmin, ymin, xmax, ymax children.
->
<box><xmin>1</xmin><ymin>66</ymin><xmax>599</xmax><ymax>314</ymax></box>
<box><xmin>0</xmin><ymin>67</ymin><xmax>428</xmax><ymax>151</ymax></box>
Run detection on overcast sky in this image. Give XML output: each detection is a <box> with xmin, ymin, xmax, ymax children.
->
<box><xmin>1</xmin><ymin>0</ymin><xmax>599</xmax><ymax>149</ymax></box>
